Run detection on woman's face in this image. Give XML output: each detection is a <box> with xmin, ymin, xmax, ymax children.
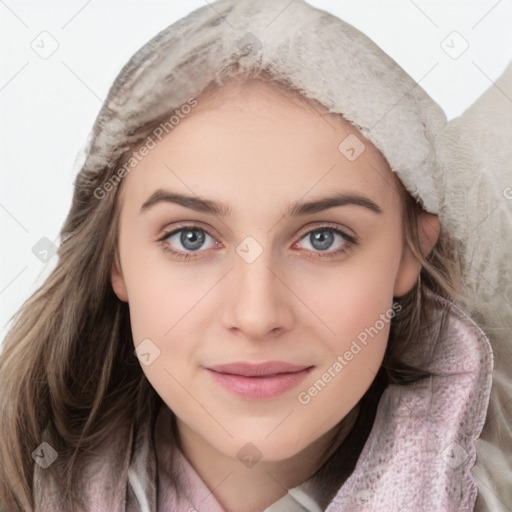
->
<box><xmin>111</xmin><ymin>78</ymin><xmax>428</xmax><ymax>462</ymax></box>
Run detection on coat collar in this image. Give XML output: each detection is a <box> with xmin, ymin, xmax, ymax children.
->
<box><xmin>325</xmin><ymin>290</ymin><xmax>493</xmax><ymax>511</ymax></box>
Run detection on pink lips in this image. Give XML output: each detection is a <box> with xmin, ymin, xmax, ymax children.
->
<box><xmin>205</xmin><ymin>361</ymin><xmax>313</xmax><ymax>400</ymax></box>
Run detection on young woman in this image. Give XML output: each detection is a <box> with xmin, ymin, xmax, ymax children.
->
<box><xmin>1</xmin><ymin>1</ymin><xmax>510</xmax><ymax>511</ymax></box>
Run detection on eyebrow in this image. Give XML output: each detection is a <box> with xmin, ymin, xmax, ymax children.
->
<box><xmin>139</xmin><ymin>189</ymin><xmax>383</xmax><ymax>216</ymax></box>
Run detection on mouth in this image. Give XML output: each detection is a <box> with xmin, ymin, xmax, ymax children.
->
<box><xmin>204</xmin><ymin>361</ymin><xmax>314</xmax><ymax>400</ymax></box>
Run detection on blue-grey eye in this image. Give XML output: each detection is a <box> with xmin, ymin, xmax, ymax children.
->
<box><xmin>164</xmin><ymin>227</ymin><xmax>216</xmax><ymax>252</ymax></box>
<box><xmin>298</xmin><ymin>228</ymin><xmax>349</xmax><ymax>253</ymax></box>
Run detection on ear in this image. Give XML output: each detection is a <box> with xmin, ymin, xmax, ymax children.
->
<box><xmin>111</xmin><ymin>248</ymin><xmax>129</xmax><ymax>302</ymax></box>
<box><xmin>393</xmin><ymin>212</ymin><xmax>441</xmax><ymax>297</ymax></box>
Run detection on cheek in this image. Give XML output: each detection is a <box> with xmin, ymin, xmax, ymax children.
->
<box><xmin>294</xmin><ymin>280</ymin><xmax>395</xmax><ymax>445</ymax></box>
<box><xmin>120</xmin><ymin>234</ymin><xmax>203</xmax><ymax>344</ymax></box>
<box><xmin>117</xmin><ymin>240</ymin><xmax>204</xmax><ymax>403</ymax></box>
<box><xmin>297</xmin><ymin>278</ymin><xmax>393</xmax><ymax>403</ymax></box>
<box><xmin>124</xmin><ymin>266</ymin><xmax>201</xmax><ymax>416</ymax></box>
<box><xmin>304</xmin><ymin>241</ymin><xmax>400</xmax><ymax>345</ymax></box>
<box><xmin>127</xmin><ymin>277</ymin><xmax>194</xmax><ymax>343</ymax></box>
<box><xmin>292</xmin><ymin>238</ymin><xmax>400</xmax><ymax>410</ymax></box>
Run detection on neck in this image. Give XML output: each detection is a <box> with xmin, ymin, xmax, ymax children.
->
<box><xmin>174</xmin><ymin>405</ymin><xmax>360</xmax><ymax>512</ymax></box>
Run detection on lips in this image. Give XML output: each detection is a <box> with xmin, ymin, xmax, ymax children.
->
<box><xmin>206</xmin><ymin>361</ymin><xmax>311</xmax><ymax>377</ymax></box>
<box><xmin>204</xmin><ymin>361</ymin><xmax>313</xmax><ymax>400</ymax></box>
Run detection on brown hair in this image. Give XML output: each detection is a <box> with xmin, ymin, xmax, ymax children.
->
<box><xmin>0</xmin><ymin>72</ymin><xmax>461</xmax><ymax>511</ymax></box>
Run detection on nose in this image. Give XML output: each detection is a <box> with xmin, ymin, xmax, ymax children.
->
<box><xmin>221</xmin><ymin>246</ymin><xmax>295</xmax><ymax>341</ymax></box>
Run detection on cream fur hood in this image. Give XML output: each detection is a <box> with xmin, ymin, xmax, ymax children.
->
<box><xmin>33</xmin><ymin>0</ymin><xmax>512</xmax><ymax>510</ymax></box>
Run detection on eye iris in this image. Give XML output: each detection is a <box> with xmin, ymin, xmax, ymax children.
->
<box><xmin>311</xmin><ymin>230</ymin><xmax>334</xmax><ymax>251</ymax></box>
<box><xmin>181</xmin><ymin>229</ymin><xmax>205</xmax><ymax>251</ymax></box>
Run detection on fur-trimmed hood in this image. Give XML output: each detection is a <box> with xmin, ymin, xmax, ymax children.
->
<box><xmin>33</xmin><ymin>0</ymin><xmax>512</xmax><ymax>510</ymax></box>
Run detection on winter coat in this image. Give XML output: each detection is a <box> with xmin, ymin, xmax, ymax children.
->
<box><xmin>32</xmin><ymin>0</ymin><xmax>512</xmax><ymax>509</ymax></box>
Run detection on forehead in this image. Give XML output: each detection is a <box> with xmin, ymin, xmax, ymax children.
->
<box><xmin>118</xmin><ymin>77</ymin><xmax>402</xmax><ymax>211</ymax></box>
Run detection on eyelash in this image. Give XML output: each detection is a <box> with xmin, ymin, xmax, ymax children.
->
<box><xmin>156</xmin><ymin>223</ymin><xmax>358</xmax><ymax>261</ymax></box>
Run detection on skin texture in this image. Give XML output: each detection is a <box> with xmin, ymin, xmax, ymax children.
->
<box><xmin>111</xmin><ymin>78</ymin><xmax>440</xmax><ymax>512</ymax></box>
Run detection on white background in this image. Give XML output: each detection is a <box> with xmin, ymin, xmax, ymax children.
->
<box><xmin>1</xmin><ymin>0</ymin><xmax>512</xmax><ymax>345</ymax></box>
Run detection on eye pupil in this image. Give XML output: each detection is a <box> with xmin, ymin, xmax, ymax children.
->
<box><xmin>181</xmin><ymin>229</ymin><xmax>205</xmax><ymax>250</ymax></box>
<box><xmin>311</xmin><ymin>230</ymin><xmax>334</xmax><ymax>251</ymax></box>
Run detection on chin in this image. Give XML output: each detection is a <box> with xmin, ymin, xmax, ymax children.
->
<box><xmin>220</xmin><ymin>429</ymin><xmax>314</xmax><ymax>464</ymax></box>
